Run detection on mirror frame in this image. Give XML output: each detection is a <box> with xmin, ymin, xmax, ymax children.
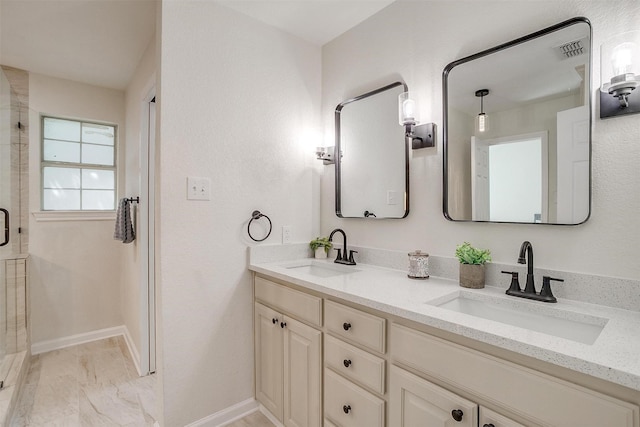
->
<box><xmin>335</xmin><ymin>81</ymin><xmax>410</xmax><ymax>219</ymax></box>
<box><xmin>442</xmin><ymin>17</ymin><xmax>592</xmax><ymax>225</ymax></box>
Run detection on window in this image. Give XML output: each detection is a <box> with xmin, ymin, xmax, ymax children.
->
<box><xmin>41</xmin><ymin>117</ymin><xmax>117</xmax><ymax>211</ymax></box>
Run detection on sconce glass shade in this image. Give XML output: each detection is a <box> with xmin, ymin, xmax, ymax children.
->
<box><xmin>398</xmin><ymin>92</ymin><xmax>416</xmax><ymax>125</ymax></box>
<box><xmin>600</xmin><ymin>31</ymin><xmax>640</xmax><ymax>102</ymax></box>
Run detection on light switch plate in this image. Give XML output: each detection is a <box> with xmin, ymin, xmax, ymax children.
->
<box><xmin>187</xmin><ymin>177</ymin><xmax>211</xmax><ymax>200</ymax></box>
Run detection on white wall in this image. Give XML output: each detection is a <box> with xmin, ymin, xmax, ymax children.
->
<box><xmin>122</xmin><ymin>36</ymin><xmax>156</xmax><ymax>370</ymax></box>
<box><xmin>321</xmin><ymin>0</ymin><xmax>640</xmax><ymax>281</ymax></box>
<box><xmin>28</xmin><ymin>73</ymin><xmax>125</xmax><ymax>344</ymax></box>
<box><xmin>158</xmin><ymin>2</ymin><xmax>321</xmax><ymax>426</ymax></box>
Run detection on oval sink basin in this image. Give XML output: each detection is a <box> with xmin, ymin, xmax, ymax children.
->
<box><xmin>283</xmin><ymin>260</ymin><xmax>360</xmax><ymax>278</ymax></box>
<box><xmin>431</xmin><ymin>292</ymin><xmax>608</xmax><ymax>345</ymax></box>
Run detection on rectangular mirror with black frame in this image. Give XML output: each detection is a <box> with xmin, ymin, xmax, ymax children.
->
<box><xmin>335</xmin><ymin>81</ymin><xmax>409</xmax><ymax>219</ymax></box>
<box><xmin>443</xmin><ymin>17</ymin><xmax>592</xmax><ymax>225</ymax></box>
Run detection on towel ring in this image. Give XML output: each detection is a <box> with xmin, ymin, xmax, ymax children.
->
<box><xmin>248</xmin><ymin>210</ymin><xmax>272</xmax><ymax>242</ymax></box>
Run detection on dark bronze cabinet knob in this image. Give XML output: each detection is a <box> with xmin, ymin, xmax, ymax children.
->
<box><xmin>343</xmin><ymin>322</ymin><xmax>352</xmax><ymax>331</ymax></box>
<box><xmin>451</xmin><ymin>409</ymin><xmax>464</xmax><ymax>422</ymax></box>
<box><xmin>280</xmin><ymin>322</ymin><xmax>286</xmax><ymax>328</ymax></box>
<box><xmin>343</xmin><ymin>359</ymin><xmax>352</xmax><ymax>368</ymax></box>
<box><xmin>483</xmin><ymin>424</ymin><xmax>495</xmax><ymax>427</ymax></box>
<box><xmin>272</xmin><ymin>318</ymin><xmax>277</xmax><ymax>324</ymax></box>
<box><xmin>343</xmin><ymin>404</ymin><xmax>351</xmax><ymax>414</ymax></box>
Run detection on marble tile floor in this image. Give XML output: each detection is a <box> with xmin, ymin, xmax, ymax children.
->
<box><xmin>10</xmin><ymin>336</ymin><xmax>157</xmax><ymax>426</ymax></box>
<box><xmin>226</xmin><ymin>411</ymin><xmax>274</xmax><ymax>427</ymax></box>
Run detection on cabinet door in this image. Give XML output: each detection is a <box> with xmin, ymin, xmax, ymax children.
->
<box><xmin>479</xmin><ymin>407</ymin><xmax>528</xmax><ymax>427</ymax></box>
<box><xmin>255</xmin><ymin>303</ymin><xmax>284</xmax><ymax>421</ymax></box>
<box><xmin>390</xmin><ymin>366</ymin><xmax>478</xmax><ymax>427</ymax></box>
<box><xmin>283</xmin><ymin>315</ymin><xmax>322</xmax><ymax>427</ymax></box>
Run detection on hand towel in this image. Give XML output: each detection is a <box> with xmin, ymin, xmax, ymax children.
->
<box><xmin>114</xmin><ymin>198</ymin><xmax>135</xmax><ymax>243</ymax></box>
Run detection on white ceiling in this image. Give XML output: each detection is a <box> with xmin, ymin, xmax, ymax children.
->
<box><xmin>216</xmin><ymin>0</ymin><xmax>396</xmax><ymax>46</ymax></box>
<box><xmin>0</xmin><ymin>0</ymin><xmax>157</xmax><ymax>90</ymax></box>
<box><xmin>0</xmin><ymin>0</ymin><xmax>394</xmax><ymax>90</ymax></box>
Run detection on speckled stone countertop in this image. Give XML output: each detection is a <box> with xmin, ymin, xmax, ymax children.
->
<box><xmin>249</xmin><ymin>254</ymin><xmax>640</xmax><ymax>392</ymax></box>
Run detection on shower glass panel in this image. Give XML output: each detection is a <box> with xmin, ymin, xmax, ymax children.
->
<box><xmin>0</xmin><ymin>67</ymin><xmax>22</xmax><ymax>361</ymax></box>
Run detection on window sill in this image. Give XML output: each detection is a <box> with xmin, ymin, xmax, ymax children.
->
<box><xmin>32</xmin><ymin>211</ymin><xmax>116</xmax><ymax>222</ymax></box>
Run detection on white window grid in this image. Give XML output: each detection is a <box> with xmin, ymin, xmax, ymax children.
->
<box><xmin>40</xmin><ymin>116</ymin><xmax>118</xmax><ymax>211</ymax></box>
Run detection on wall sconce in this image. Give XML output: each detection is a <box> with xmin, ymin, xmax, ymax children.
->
<box><xmin>600</xmin><ymin>30</ymin><xmax>640</xmax><ymax>119</ymax></box>
<box><xmin>475</xmin><ymin>89</ymin><xmax>490</xmax><ymax>132</ymax></box>
<box><xmin>315</xmin><ymin>146</ymin><xmax>335</xmax><ymax>165</ymax></box>
<box><xmin>398</xmin><ymin>92</ymin><xmax>436</xmax><ymax>149</ymax></box>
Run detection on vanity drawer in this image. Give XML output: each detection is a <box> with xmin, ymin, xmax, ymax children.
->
<box><xmin>255</xmin><ymin>276</ymin><xmax>322</xmax><ymax>327</ymax></box>
<box><xmin>325</xmin><ymin>300</ymin><xmax>386</xmax><ymax>354</ymax></box>
<box><xmin>480</xmin><ymin>407</ymin><xmax>528</xmax><ymax>427</ymax></box>
<box><xmin>325</xmin><ymin>334</ymin><xmax>385</xmax><ymax>395</ymax></box>
<box><xmin>324</xmin><ymin>369</ymin><xmax>385</xmax><ymax>427</ymax></box>
<box><xmin>391</xmin><ymin>323</ymin><xmax>639</xmax><ymax>427</ymax></box>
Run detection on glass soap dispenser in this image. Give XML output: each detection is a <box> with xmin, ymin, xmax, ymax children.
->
<box><xmin>408</xmin><ymin>250</ymin><xmax>429</xmax><ymax>279</ymax></box>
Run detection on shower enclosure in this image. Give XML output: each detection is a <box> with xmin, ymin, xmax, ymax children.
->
<box><xmin>0</xmin><ymin>65</ymin><xmax>29</xmax><ymax>424</ymax></box>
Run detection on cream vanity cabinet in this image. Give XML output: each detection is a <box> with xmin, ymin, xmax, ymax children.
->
<box><xmin>391</xmin><ymin>323</ymin><xmax>638</xmax><ymax>427</ymax></box>
<box><xmin>389</xmin><ymin>365</ymin><xmax>526</xmax><ymax>427</ymax></box>
<box><xmin>253</xmin><ymin>274</ymin><xmax>639</xmax><ymax>427</ymax></box>
<box><xmin>390</xmin><ymin>365</ymin><xmax>480</xmax><ymax>427</ymax></box>
<box><xmin>254</xmin><ymin>277</ymin><xmax>322</xmax><ymax>427</ymax></box>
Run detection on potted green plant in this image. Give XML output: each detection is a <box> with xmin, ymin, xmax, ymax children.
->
<box><xmin>310</xmin><ymin>236</ymin><xmax>333</xmax><ymax>259</ymax></box>
<box><xmin>455</xmin><ymin>242</ymin><xmax>492</xmax><ymax>288</ymax></box>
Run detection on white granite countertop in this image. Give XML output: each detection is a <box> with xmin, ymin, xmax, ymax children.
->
<box><xmin>249</xmin><ymin>257</ymin><xmax>640</xmax><ymax>392</ymax></box>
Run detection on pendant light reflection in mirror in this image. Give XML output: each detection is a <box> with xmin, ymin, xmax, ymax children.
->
<box><xmin>475</xmin><ymin>89</ymin><xmax>490</xmax><ymax>133</ymax></box>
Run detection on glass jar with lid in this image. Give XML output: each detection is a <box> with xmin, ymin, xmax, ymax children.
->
<box><xmin>408</xmin><ymin>250</ymin><xmax>429</xmax><ymax>279</ymax></box>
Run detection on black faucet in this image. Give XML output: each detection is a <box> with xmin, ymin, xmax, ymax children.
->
<box><xmin>503</xmin><ymin>241</ymin><xmax>563</xmax><ymax>303</ymax></box>
<box><xmin>518</xmin><ymin>241</ymin><xmax>536</xmax><ymax>294</ymax></box>
<box><xmin>328</xmin><ymin>228</ymin><xmax>357</xmax><ymax>265</ymax></box>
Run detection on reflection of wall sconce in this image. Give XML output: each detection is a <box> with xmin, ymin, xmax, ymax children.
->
<box><xmin>315</xmin><ymin>146</ymin><xmax>335</xmax><ymax>165</ymax></box>
<box><xmin>398</xmin><ymin>92</ymin><xmax>436</xmax><ymax>149</ymax></box>
<box><xmin>475</xmin><ymin>89</ymin><xmax>490</xmax><ymax>132</ymax></box>
<box><xmin>600</xmin><ymin>30</ymin><xmax>640</xmax><ymax>119</ymax></box>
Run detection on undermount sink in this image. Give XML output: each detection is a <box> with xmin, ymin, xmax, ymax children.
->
<box><xmin>283</xmin><ymin>260</ymin><xmax>360</xmax><ymax>278</ymax></box>
<box><xmin>430</xmin><ymin>292</ymin><xmax>608</xmax><ymax>345</ymax></box>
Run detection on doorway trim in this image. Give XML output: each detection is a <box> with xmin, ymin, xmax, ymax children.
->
<box><xmin>139</xmin><ymin>87</ymin><xmax>156</xmax><ymax>375</ymax></box>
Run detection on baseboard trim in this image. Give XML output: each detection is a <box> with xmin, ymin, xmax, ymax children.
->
<box><xmin>121</xmin><ymin>326</ymin><xmax>143</xmax><ymax>376</ymax></box>
<box><xmin>258</xmin><ymin>404</ymin><xmax>284</xmax><ymax>427</ymax></box>
<box><xmin>31</xmin><ymin>325</ymin><xmax>132</xmax><ymax>357</ymax></box>
<box><xmin>184</xmin><ymin>398</ymin><xmax>258</xmax><ymax>427</ymax></box>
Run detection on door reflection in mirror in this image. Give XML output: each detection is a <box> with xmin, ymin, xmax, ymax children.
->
<box><xmin>472</xmin><ymin>133</ymin><xmax>547</xmax><ymax>223</ymax></box>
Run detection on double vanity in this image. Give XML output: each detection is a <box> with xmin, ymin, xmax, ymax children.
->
<box><xmin>249</xmin><ymin>246</ymin><xmax>640</xmax><ymax>427</ymax></box>
<box><xmin>247</xmin><ymin>14</ymin><xmax>640</xmax><ymax>427</ymax></box>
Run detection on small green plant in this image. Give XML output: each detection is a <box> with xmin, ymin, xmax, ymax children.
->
<box><xmin>310</xmin><ymin>236</ymin><xmax>333</xmax><ymax>254</ymax></box>
<box><xmin>455</xmin><ymin>242</ymin><xmax>491</xmax><ymax>265</ymax></box>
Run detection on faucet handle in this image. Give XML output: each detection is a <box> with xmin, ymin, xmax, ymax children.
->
<box><xmin>334</xmin><ymin>248</ymin><xmax>343</xmax><ymax>261</ymax></box>
<box><xmin>348</xmin><ymin>250</ymin><xmax>358</xmax><ymax>264</ymax></box>
<box><xmin>501</xmin><ymin>271</ymin><xmax>521</xmax><ymax>293</ymax></box>
<box><xmin>540</xmin><ymin>276</ymin><xmax>563</xmax><ymax>303</ymax></box>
